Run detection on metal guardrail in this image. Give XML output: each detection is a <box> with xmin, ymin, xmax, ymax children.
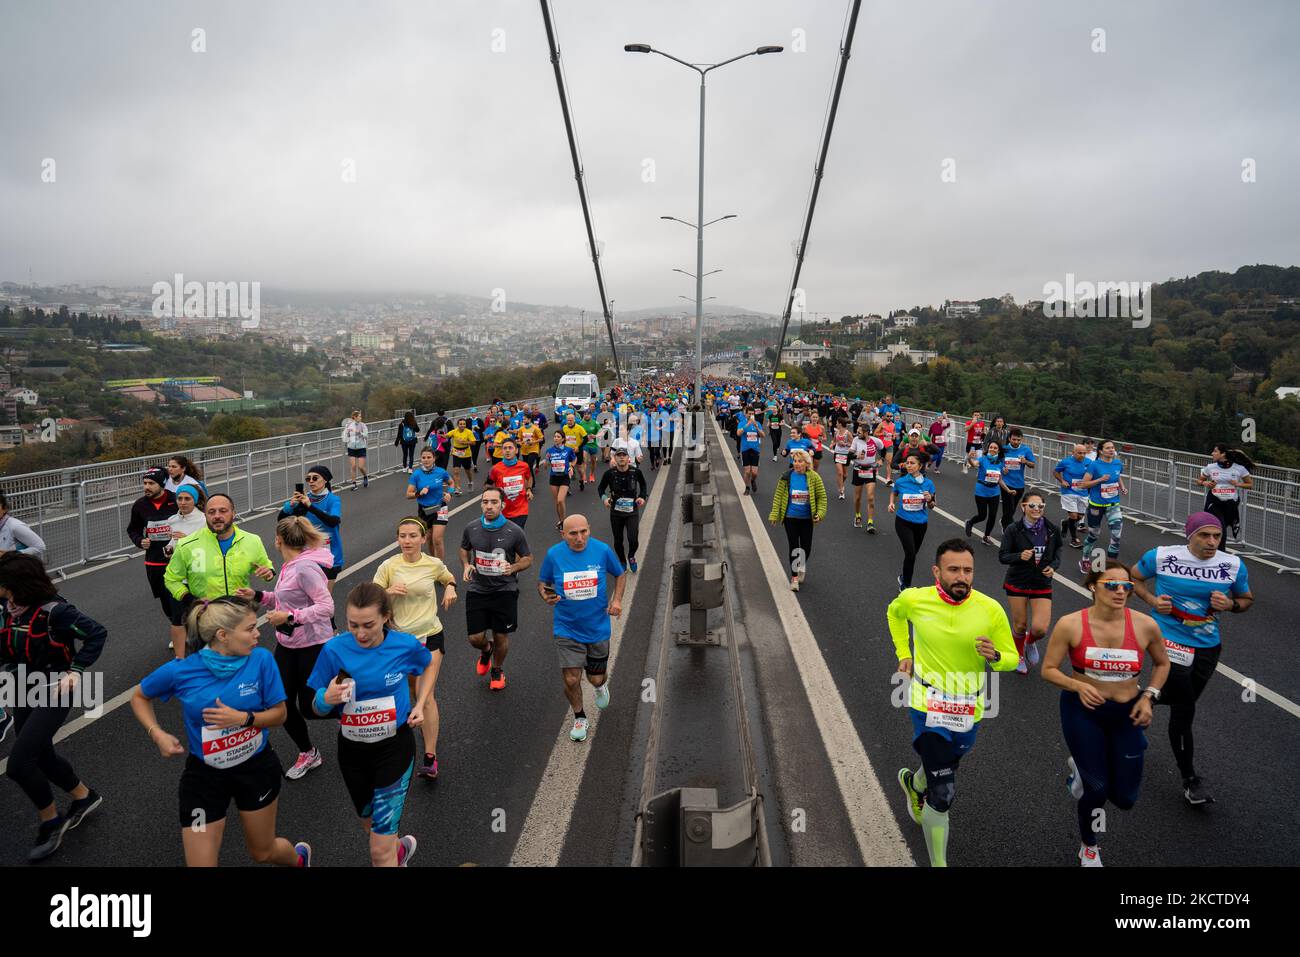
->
<box><xmin>0</xmin><ymin>396</ymin><xmax>549</xmax><ymax>575</ymax></box>
<box><xmin>894</xmin><ymin>406</ymin><xmax>1300</xmax><ymax>569</ymax></box>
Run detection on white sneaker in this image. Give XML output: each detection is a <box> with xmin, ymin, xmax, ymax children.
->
<box><xmin>398</xmin><ymin>834</ymin><xmax>418</xmax><ymax>867</ymax></box>
<box><xmin>570</xmin><ymin>716</ymin><xmax>589</xmax><ymax>741</ymax></box>
<box><xmin>1016</xmin><ymin>656</ymin><xmax>1028</xmax><ymax>675</ymax></box>
<box><xmin>838</xmin><ymin>491</ymin><xmax>845</xmax><ymax>500</ymax></box>
<box><xmin>1078</xmin><ymin>843</ymin><xmax>1103</xmax><ymax>867</ymax></box>
<box><xmin>1066</xmin><ymin>756</ymin><xmax>1084</xmax><ymax>800</ymax></box>
<box><xmin>285</xmin><ymin>748</ymin><xmax>323</xmax><ymax>780</ymax></box>
<box><xmin>1026</xmin><ymin>641</ymin><xmax>1041</xmax><ymax>667</ymax></box>
<box><xmin>790</xmin><ymin>576</ymin><xmax>800</xmax><ymax>592</ymax></box>
<box><xmin>594</xmin><ymin>683</ymin><xmax>610</xmax><ymax>710</ymax></box>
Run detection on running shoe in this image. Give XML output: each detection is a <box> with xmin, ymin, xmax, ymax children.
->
<box><xmin>555</xmin><ymin>520</ymin><xmax>563</xmax><ymax>530</ymax></box>
<box><xmin>743</xmin><ymin>487</ymin><xmax>750</xmax><ymax>496</ymax></box>
<box><xmin>295</xmin><ymin>841</ymin><xmax>313</xmax><ymax>867</ymax></box>
<box><xmin>416</xmin><ymin>755</ymin><xmax>439</xmax><ymax>780</ymax></box>
<box><xmin>897</xmin><ymin>575</ymin><xmax>906</xmax><ymax>593</ymax></box>
<box><xmin>790</xmin><ymin>576</ymin><xmax>800</xmax><ymax>592</ymax></box>
<box><xmin>285</xmin><ymin>748</ymin><xmax>322</xmax><ymax>780</ymax></box>
<box><xmin>866</xmin><ymin>522</ymin><xmax>876</xmax><ymax>535</ymax></box>
<box><xmin>398</xmin><ymin>834</ymin><xmax>418</xmax><ymax>867</ymax></box>
<box><xmin>65</xmin><ymin>789</ymin><xmax>102</xmax><ymax>830</ymax></box>
<box><xmin>476</xmin><ymin>644</ymin><xmax>494</xmax><ymax>676</ymax></box>
<box><xmin>629</xmin><ymin>558</ymin><xmax>638</xmax><ymax>572</ymax></box>
<box><xmin>0</xmin><ymin>708</ymin><xmax>13</xmax><ymax>744</ymax></box>
<box><xmin>594</xmin><ymin>683</ymin><xmax>611</xmax><ymax>710</ymax></box>
<box><xmin>29</xmin><ymin>816</ymin><xmax>70</xmax><ymax>862</ymax></box>
<box><xmin>982</xmin><ymin>535</ymin><xmax>995</xmax><ymax>546</ymax></box>
<box><xmin>1078</xmin><ymin>557</ymin><xmax>1091</xmax><ymax>575</ymax></box>
<box><xmin>897</xmin><ymin>768</ymin><xmax>924</xmax><ymax>825</ymax></box>
<box><xmin>1026</xmin><ymin>641</ymin><xmax>1041</xmax><ymax>667</ymax></box>
<box><xmin>838</xmin><ymin>491</ymin><xmax>845</xmax><ymax>500</ymax></box>
<box><xmin>1078</xmin><ymin>844</ymin><xmax>1103</xmax><ymax>867</ymax></box>
<box><xmin>570</xmin><ymin>716</ymin><xmax>589</xmax><ymax>742</ymax></box>
<box><xmin>964</xmin><ymin>519</ymin><xmax>974</xmax><ymax>538</ymax></box>
<box><xmin>771</xmin><ymin>455</ymin><xmax>778</xmax><ymax>462</ymax></box>
<box><xmin>1183</xmin><ymin>776</ymin><xmax>1214</xmax><ymax>806</ymax></box>
<box><xmin>167</xmin><ymin>640</ymin><xmax>173</xmax><ymax>650</ymax></box>
<box><xmin>363</xmin><ymin>475</ymin><xmax>368</xmax><ymax>488</ymax></box>
<box><xmin>1070</xmin><ymin>539</ymin><xmax>1083</xmax><ymax>549</ymax></box>
<box><xmin>489</xmin><ymin>668</ymin><xmax>506</xmax><ymax>691</ymax></box>
<box><xmin>1066</xmin><ymin>756</ymin><xmax>1084</xmax><ymax>799</ymax></box>
<box><xmin>853</xmin><ymin>515</ymin><xmax>862</xmax><ymax>528</ymax></box>
<box><xmin>1016</xmin><ymin>656</ymin><xmax>1028</xmax><ymax>675</ymax></box>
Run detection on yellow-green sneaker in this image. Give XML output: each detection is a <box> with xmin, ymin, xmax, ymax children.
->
<box><xmin>898</xmin><ymin>767</ymin><xmax>924</xmax><ymax>825</ymax></box>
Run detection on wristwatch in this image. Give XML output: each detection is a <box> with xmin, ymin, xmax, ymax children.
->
<box><xmin>1230</xmin><ymin>598</ymin><xmax>1241</xmax><ymax>613</ymax></box>
<box><xmin>991</xmin><ymin>650</ymin><xmax>1001</xmax><ymax>663</ymax></box>
<box><xmin>1142</xmin><ymin>687</ymin><xmax>1161</xmax><ymax>701</ymax></box>
<box><xmin>242</xmin><ymin>711</ymin><xmax>256</xmax><ymax>728</ymax></box>
<box><xmin>286</xmin><ymin>612</ymin><xmax>296</xmax><ymax>627</ymax></box>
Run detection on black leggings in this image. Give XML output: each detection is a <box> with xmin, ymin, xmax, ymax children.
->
<box><xmin>1158</xmin><ymin>642</ymin><xmax>1222</xmax><ymax>779</ymax></box>
<box><xmin>1000</xmin><ymin>488</ymin><xmax>1024</xmax><ymax>528</ymax></box>
<box><xmin>275</xmin><ymin>642</ymin><xmax>325</xmax><ymax>754</ymax></box>
<box><xmin>969</xmin><ymin>495</ymin><xmax>1000</xmax><ymax>536</ymax></box>
<box><xmin>1204</xmin><ymin>495</ymin><xmax>1240</xmax><ymax>537</ymax></box>
<box><xmin>894</xmin><ymin>516</ymin><xmax>929</xmax><ymax>587</ymax></box>
<box><xmin>610</xmin><ymin>510</ymin><xmax>642</xmax><ymax>566</ymax></box>
<box><xmin>400</xmin><ymin>441</ymin><xmax>417</xmax><ymax>469</ymax></box>
<box><xmin>783</xmin><ymin>517</ymin><xmax>814</xmax><ymax>575</ymax></box>
<box><xmin>769</xmin><ymin>428</ymin><xmax>782</xmax><ymax>455</ymax></box>
<box><xmin>6</xmin><ymin>700</ymin><xmax>79</xmax><ymax>810</ymax></box>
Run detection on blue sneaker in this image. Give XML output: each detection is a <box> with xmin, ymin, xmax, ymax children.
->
<box><xmin>1066</xmin><ymin>757</ymin><xmax>1084</xmax><ymax>800</ymax></box>
<box><xmin>629</xmin><ymin>558</ymin><xmax>638</xmax><ymax>573</ymax></box>
<box><xmin>594</xmin><ymin>684</ymin><xmax>610</xmax><ymax>710</ymax></box>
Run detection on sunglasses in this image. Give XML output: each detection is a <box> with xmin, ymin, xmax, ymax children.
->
<box><xmin>1100</xmin><ymin>581</ymin><xmax>1135</xmax><ymax>592</ymax></box>
<box><xmin>1023</xmin><ymin>502</ymin><xmax>1045</xmax><ymax>509</ymax></box>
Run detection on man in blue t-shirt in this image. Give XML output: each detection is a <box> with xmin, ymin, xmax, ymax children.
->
<box><xmin>537</xmin><ymin>514</ymin><xmax>627</xmax><ymax>743</ymax></box>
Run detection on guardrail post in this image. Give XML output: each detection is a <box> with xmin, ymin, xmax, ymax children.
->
<box><xmin>78</xmin><ymin>481</ymin><xmax>90</xmax><ymax>565</ymax></box>
<box><xmin>1167</xmin><ymin>454</ymin><xmax>1177</xmax><ymax>523</ymax></box>
<box><xmin>247</xmin><ymin>453</ymin><xmax>255</xmax><ymax>510</ymax></box>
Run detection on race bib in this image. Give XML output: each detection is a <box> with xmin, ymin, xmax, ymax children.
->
<box><xmin>790</xmin><ymin>489</ymin><xmax>810</xmax><ymax>506</ymax></box>
<box><xmin>474</xmin><ymin>549</ymin><xmax>510</xmax><ymax>576</ymax></box>
<box><xmin>901</xmin><ymin>492</ymin><xmax>925</xmax><ymax>512</ymax></box>
<box><xmin>436</xmin><ymin>505</ymin><xmax>449</xmax><ymax>521</ymax></box>
<box><xmin>983</xmin><ymin>469</ymin><xmax>1001</xmax><ymax>483</ymax></box>
<box><xmin>854</xmin><ymin>466</ymin><xmax>875</xmax><ymax>480</ymax></box>
<box><xmin>501</xmin><ymin>475</ymin><xmax>525</xmax><ymax>500</ymax></box>
<box><xmin>1100</xmin><ymin>481</ymin><xmax>1120</xmax><ymax>498</ymax></box>
<box><xmin>924</xmin><ymin>687</ymin><xmax>976</xmax><ymax>732</ymax></box>
<box><xmin>834</xmin><ymin>454</ymin><xmax>848</xmax><ymax>465</ymax></box>
<box><xmin>145</xmin><ymin>520</ymin><xmax>172</xmax><ymax>543</ymax></box>
<box><xmin>746</xmin><ymin>432</ymin><xmax>759</xmax><ymax>443</ymax></box>
<box><xmin>550</xmin><ymin>459</ymin><xmax>566</xmax><ymax>474</ymax></box>
<box><xmin>1164</xmin><ymin>639</ymin><xmax>1195</xmax><ymax>668</ymax></box>
<box><xmin>1033</xmin><ymin>545</ymin><xmax>1046</xmax><ymax>561</ymax></box>
<box><xmin>614</xmin><ymin>497</ymin><xmax>635</xmax><ymax>514</ymax></box>
<box><xmin>340</xmin><ymin>696</ymin><xmax>397</xmax><ymax>742</ymax></box>
<box><xmin>1070</xmin><ymin>478</ymin><xmax>1086</xmax><ymax>490</ymax></box>
<box><xmin>201</xmin><ymin>724</ymin><xmax>263</xmax><ymax>769</ymax></box>
<box><xmin>562</xmin><ymin>569</ymin><xmax>599</xmax><ymax>601</ymax></box>
<box><xmin>1083</xmin><ymin>646</ymin><xmax>1141</xmax><ymax>681</ymax></box>
<box><xmin>1004</xmin><ymin>459</ymin><xmax>1021</xmax><ymax>471</ymax></box>
<box><xmin>1212</xmin><ymin>485</ymin><xmax>1236</xmax><ymax>500</ymax></box>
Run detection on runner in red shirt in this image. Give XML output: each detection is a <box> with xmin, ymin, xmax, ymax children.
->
<box><xmin>486</xmin><ymin>438</ymin><xmax>534</xmax><ymax>529</ymax></box>
<box><xmin>963</xmin><ymin>412</ymin><xmax>986</xmax><ymax>475</ymax></box>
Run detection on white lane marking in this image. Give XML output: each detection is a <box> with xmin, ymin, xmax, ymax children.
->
<box><xmin>712</xmin><ymin>416</ymin><xmax>914</xmax><ymax>867</ymax></box>
<box><xmin>509</xmin><ymin>465</ymin><xmax>669</xmax><ymax>867</ymax></box>
<box><xmin>0</xmin><ymin>483</ymin><xmax>484</xmax><ymax>776</ymax></box>
<box><xmin>928</xmin><ymin>504</ymin><xmax>1300</xmax><ymax>719</ymax></box>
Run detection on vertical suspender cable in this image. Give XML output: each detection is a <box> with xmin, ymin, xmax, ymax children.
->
<box><xmin>539</xmin><ymin>0</ymin><xmax>623</xmax><ymax>385</ymax></box>
<box><xmin>770</xmin><ymin>0</ymin><xmax>861</xmax><ymax>382</ymax></box>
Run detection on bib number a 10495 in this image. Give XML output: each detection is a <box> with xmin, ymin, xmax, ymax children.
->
<box><xmin>340</xmin><ymin>696</ymin><xmax>398</xmax><ymax>742</ymax></box>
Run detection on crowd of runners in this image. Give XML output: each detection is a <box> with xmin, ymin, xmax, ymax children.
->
<box><xmin>0</xmin><ymin>375</ymin><xmax>1264</xmax><ymax>868</ymax></box>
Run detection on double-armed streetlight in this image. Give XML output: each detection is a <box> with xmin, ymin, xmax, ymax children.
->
<box><xmin>625</xmin><ymin>42</ymin><xmax>783</xmax><ymax>405</ymax></box>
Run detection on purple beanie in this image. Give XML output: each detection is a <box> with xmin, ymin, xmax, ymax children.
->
<box><xmin>1185</xmin><ymin>511</ymin><xmax>1222</xmax><ymax>537</ymax></box>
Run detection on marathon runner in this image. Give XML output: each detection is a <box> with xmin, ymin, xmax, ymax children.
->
<box><xmin>342</xmin><ymin>410</ymin><xmax>370</xmax><ymax>489</ymax></box>
<box><xmin>518</xmin><ymin>416</ymin><xmax>544</xmax><ymax>476</ymax></box>
<box><xmin>802</xmin><ymin>411</ymin><xmax>825</xmax><ymax>474</ymax></box>
<box><xmin>768</xmin><ymin>450</ymin><xmax>826</xmax><ymax>592</ymax></box>
<box><xmin>597</xmin><ymin>446</ymin><xmax>648</xmax><ymax>572</ymax></box>
<box><xmin>927</xmin><ymin>412</ymin><xmax>951</xmax><ymax>474</ymax></box>
<box><xmin>850</xmin><ymin>424</ymin><xmax>882</xmax><ymax>532</ymax></box>
<box><xmin>1199</xmin><ymin>445</ymin><xmax>1254</xmax><ymax>544</ymax></box>
<box><xmin>874</xmin><ymin>412</ymin><xmax>897</xmax><ymax>485</ymax></box>
<box><xmin>127</xmin><ymin>466</ymin><xmax>178</xmax><ymax>653</ymax></box>
<box><xmin>448</xmin><ymin>418</ymin><xmax>476</xmax><ymax>493</ymax></box>
<box><xmin>406</xmin><ymin>448</ymin><xmax>455</xmax><ymax>558</ymax></box>
<box><xmin>562</xmin><ymin>413</ymin><xmax>589</xmax><ymax>490</ymax></box>
<box><xmin>1131</xmin><ymin>512</ymin><xmax>1253</xmax><ymax>805</ymax></box>
<box><xmin>307</xmin><ymin>583</ymin><xmax>439</xmax><ymax>866</ymax></box>
<box><xmin>373</xmin><ymin>519</ymin><xmax>458</xmax><ymax>781</ymax></box>
<box><xmin>164</xmin><ymin>455</ymin><xmax>206</xmax><ymax>496</ymax></box>
<box><xmin>579</xmin><ymin>410</ymin><xmax>603</xmax><ymax>486</ymax></box>
<box><xmin>164</xmin><ymin>494</ymin><xmax>276</xmax><ymax>624</ymax></box>
<box><xmin>1054</xmin><ymin>443</ymin><xmax>1092</xmax><ymax>549</ymax></box>
<box><xmin>237</xmin><ymin>517</ymin><xmax>335</xmax><ymax>782</ymax></box>
<box><xmin>1077</xmin><ymin>440</ymin><xmax>1127</xmax><ymax>572</ymax></box>
<box><xmin>546</xmin><ymin>430</ymin><xmax>578</xmax><ymax>529</ymax></box>
<box><xmin>486</xmin><ymin>438</ymin><xmax>534</xmax><ymax>529</ymax></box>
<box><xmin>890</xmin><ymin>539</ymin><xmax>1017</xmax><ymax>867</ymax></box>
<box><xmin>1041</xmin><ymin>560</ymin><xmax>1169</xmax><ymax>866</ymax></box>
<box><xmin>964</xmin><ymin>439</ymin><xmax>1007</xmax><ymax>546</ymax></box>
<box><xmin>278</xmin><ymin>465</ymin><xmax>343</xmax><ymax>590</ymax></box>
<box><xmin>829</xmin><ymin>421</ymin><xmax>854</xmax><ymax>500</ymax></box>
<box><xmin>766</xmin><ymin>403</ymin><xmax>784</xmax><ymax>462</ymax></box>
<box><xmin>1</xmin><ymin>554</ymin><xmax>107</xmax><ymax>862</ymax></box>
<box><xmin>537</xmin><ymin>515</ymin><xmax>627</xmax><ymax>742</ymax></box>
<box><xmin>889</xmin><ymin>452</ymin><xmax>937</xmax><ymax>592</ymax></box>
<box><xmin>997</xmin><ymin>490</ymin><xmax>1061</xmax><ymax>674</ymax></box>
<box><xmin>460</xmin><ymin>488</ymin><xmax>532</xmax><ymax>691</ymax></box>
<box><xmin>962</xmin><ymin>411</ymin><xmax>986</xmax><ymax>475</ymax></box>
<box><xmin>0</xmin><ymin>490</ymin><xmax>48</xmax><ymax>562</ymax></box>
<box><xmin>999</xmin><ymin>429</ymin><xmax>1036</xmax><ymax>530</ymax></box>
<box><xmin>132</xmin><ymin>596</ymin><xmax>309</xmax><ymax>868</ymax></box>
<box><xmin>736</xmin><ymin>407</ymin><xmax>764</xmax><ymax>496</ymax></box>
<box><xmin>985</xmin><ymin>415</ymin><xmax>1010</xmax><ymax>454</ymax></box>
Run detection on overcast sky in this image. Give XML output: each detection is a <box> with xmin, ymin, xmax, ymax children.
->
<box><xmin>2</xmin><ymin>0</ymin><xmax>1297</xmax><ymax>316</ymax></box>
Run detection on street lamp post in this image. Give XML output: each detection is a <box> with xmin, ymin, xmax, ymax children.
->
<box><xmin>626</xmin><ymin>42</ymin><xmax>782</xmax><ymax>408</ymax></box>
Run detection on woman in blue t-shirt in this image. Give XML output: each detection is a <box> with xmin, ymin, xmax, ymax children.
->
<box><xmin>1078</xmin><ymin>440</ymin><xmax>1127</xmax><ymax>571</ymax></box>
<box><xmin>132</xmin><ymin>597</ymin><xmax>310</xmax><ymax>868</ymax></box>
<box><xmin>965</xmin><ymin>439</ymin><xmax>1008</xmax><ymax>545</ymax></box>
<box><xmin>889</xmin><ymin>451</ymin><xmax>937</xmax><ymax>591</ymax></box>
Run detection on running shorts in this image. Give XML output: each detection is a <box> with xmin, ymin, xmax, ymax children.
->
<box><xmin>338</xmin><ymin>724</ymin><xmax>415</xmax><ymax>835</ymax></box>
<box><xmin>465</xmin><ymin>591</ymin><xmax>519</xmax><ymax>636</ymax></box>
<box><xmin>178</xmin><ymin>746</ymin><xmax>282</xmax><ymax>827</ymax></box>
<box><xmin>554</xmin><ymin>636</ymin><xmax>609</xmax><ymax>674</ymax></box>
<box><xmin>741</xmin><ymin>450</ymin><xmax>760</xmax><ymax>467</ymax></box>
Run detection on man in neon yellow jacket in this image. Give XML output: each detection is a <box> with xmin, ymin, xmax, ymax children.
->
<box><xmin>887</xmin><ymin>537</ymin><xmax>1017</xmax><ymax>867</ymax></box>
<box><xmin>164</xmin><ymin>493</ymin><xmax>275</xmax><ymax>614</ymax></box>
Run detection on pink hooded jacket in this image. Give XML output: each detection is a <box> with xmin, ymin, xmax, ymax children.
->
<box><xmin>258</xmin><ymin>546</ymin><xmax>335</xmax><ymax>648</ymax></box>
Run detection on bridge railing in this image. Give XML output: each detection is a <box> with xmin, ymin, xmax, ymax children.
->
<box><xmin>895</xmin><ymin>406</ymin><xmax>1300</xmax><ymax>570</ymax></box>
<box><xmin>0</xmin><ymin>396</ymin><xmax>549</xmax><ymax>576</ymax></box>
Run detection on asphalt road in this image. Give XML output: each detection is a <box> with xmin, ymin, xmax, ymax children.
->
<box><xmin>0</xmin><ymin>457</ymin><xmax>676</xmax><ymax>867</ymax></box>
<box><xmin>714</xmin><ymin>416</ymin><xmax>1300</xmax><ymax>866</ymax></box>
